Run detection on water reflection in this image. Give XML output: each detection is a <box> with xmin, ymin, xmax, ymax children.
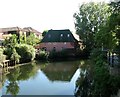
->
<box><xmin>41</xmin><ymin>61</ymin><xmax>79</xmax><ymax>82</ymax></box>
<box><xmin>74</xmin><ymin>60</ymin><xmax>93</xmax><ymax>97</ymax></box>
<box><xmin>2</xmin><ymin>62</ymin><xmax>37</xmax><ymax>96</ymax></box>
<box><xmin>2</xmin><ymin>60</ymin><xmax>81</xmax><ymax>96</ymax></box>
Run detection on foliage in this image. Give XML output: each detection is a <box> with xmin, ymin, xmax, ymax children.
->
<box><xmin>18</xmin><ymin>62</ymin><xmax>38</xmax><ymax>80</ymax></box>
<box><xmin>5</xmin><ymin>62</ymin><xmax>38</xmax><ymax>96</ymax></box>
<box><xmin>37</xmin><ymin>50</ymin><xmax>48</xmax><ymax>60</ymax></box>
<box><xmin>26</xmin><ymin>33</ymin><xmax>40</xmax><ymax>46</ymax></box>
<box><xmin>4</xmin><ymin>47</ymin><xmax>13</xmax><ymax>59</ymax></box>
<box><xmin>10</xmin><ymin>49</ymin><xmax>21</xmax><ymax>63</ymax></box>
<box><xmin>91</xmin><ymin>51</ymin><xmax>120</xmax><ymax>97</ymax></box>
<box><xmin>0</xmin><ymin>48</ymin><xmax>6</xmax><ymax>62</ymax></box>
<box><xmin>6</xmin><ymin>81</ymin><xmax>19</xmax><ymax>96</ymax></box>
<box><xmin>15</xmin><ymin>44</ymin><xmax>36</xmax><ymax>62</ymax></box>
<box><xmin>75</xmin><ymin>48</ymin><xmax>120</xmax><ymax>97</ymax></box>
<box><xmin>94</xmin><ymin>1</ymin><xmax>120</xmax><ymax>52</ymax></box>
<box><xmin>6</xmin><ymin>67</ymin><xmax>20</xmax><ymax>96</ymax></box>
<box><xmin>19</xmin><ymin>34</ymin><xmax>26</xmax><ymax>44</ymax></box>
<box><xmin>74</xmin><ymin>2</ymin><xmax>120</xmax><ymax>96</ymax></box>
<box><xmin>37</xmin><ymin>49</ymin><xmax>70</xmax><ymax>60</ymax></box>
<box><xmin>90</xmin><ymin>48</ymin><xmax>107</xmax><ymax>63</ymax></box>
<box><xmin>3</xmin><ymin>34</ymin><xmax>18</xmax><ymax>48</ymax></box>
<box><xmin>42</xmin><ymin>30</ymin><xmax>48</xmax><ymax>37</ymax></box>
<box><xmin>74</xmin><ymin>2</ymin><xmax>110</xmax><ymax>51</ymax></box>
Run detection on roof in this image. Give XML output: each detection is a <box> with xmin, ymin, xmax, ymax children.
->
<box><xmin>1</xmin><ymin>27</ymin><xmax>22</xmax><ymax>32</ymax></box>
<box><xmin>23</xmin><ymin>27</ymin><xmax>42</xmax><ymax>35</ymax></box>
<box><xmin>41</xmin><ymin>29</ymin><xmax>78</xmax><ymax>42</ymax></box>
<box><xmin>0</xmin><ymin>28</ymin><xmax>2</xmax><ymax>33</ymax></box>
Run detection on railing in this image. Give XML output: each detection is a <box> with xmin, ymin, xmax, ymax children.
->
<box><xmin>0</xmin><ymin>60</ymin><xmax>16</xmax><ymax>73</ymax></box>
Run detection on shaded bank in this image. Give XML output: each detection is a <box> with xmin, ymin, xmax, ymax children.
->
<box><xmin>35</xmin><ymin>49</ymin><xmax>89</xmax><ymax>62</ymax></box>
<box><xmin>74</xmin><ymin>49</ymin><xmax>120</xmax><ymax>97</ymax></box>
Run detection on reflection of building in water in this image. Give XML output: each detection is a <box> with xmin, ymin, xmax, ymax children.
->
<box><xmin>41</xmin><ymin>61</ymin><xmax>79</xmax><ymax>82</ymax></box>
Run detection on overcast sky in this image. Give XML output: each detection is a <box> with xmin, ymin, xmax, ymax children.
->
<box><xmin>0</xmin><ymin>0</ymin><xmax>112</xmax><ymax>32</ymax></box>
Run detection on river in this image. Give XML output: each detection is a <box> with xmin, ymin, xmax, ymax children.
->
<box><xmin>0</xmin><ymin>60</ymin><xmax>85</xmax><ymax>96</ymax></box>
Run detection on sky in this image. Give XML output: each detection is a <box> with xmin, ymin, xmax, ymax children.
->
<box><xmin>0</xmin><ymin>0</ymin><xmax>113</xmax><ymax>33</ymax></box>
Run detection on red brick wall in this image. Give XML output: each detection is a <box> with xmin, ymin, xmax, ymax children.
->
<box><xmin>37</xmin><ymin>42</ymin><xmax>75</xmax><ymax>52</ymax></box>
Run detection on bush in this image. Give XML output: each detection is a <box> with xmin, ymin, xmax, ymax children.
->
<box><xmin>15</xmin><ymin>44</ymin><xmax>35</xmax><ymax>62</ymax></box>
<box><xmin>0</xmin><ymin>48</ymin><xmax>6</xmax><ymax>62</ymax></box>
<box><xmin>48</xmin><ymin>49</ymin><xmax>70</xmax><ymax>59</ymax></box>
<box><xmin>4</xmin><ymin>47</ymin><xmax>13</xmax><ymax>59</ymax></box>
<box><xmin>37</xmin><ymin>50</ymin><xmax>48</xmax><ymax>60</ymax></box>
<box><xmin>90</xmin><ymin>48</ymin><xmax>120</xmax><ymax>97</ymax></box>
<box><xmin>10</xmin><ymin>49</ymin><xmax>21</xmax><ymax>63</ymax></box>
<box><xmin>90</xmin><ymin>48</ymin><xmax>107</xmax><ymax>63</ymax></box>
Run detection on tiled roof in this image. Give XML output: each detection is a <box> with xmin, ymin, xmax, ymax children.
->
<box><xmin>1</xmin><ymin>27</ymin><xmax>22</xmax><ymax>32</ymax></box>
<box><xmin>0</xmin><ymin>28</ymin><xmax>2</xmax><ymax>33</ymax></box>
<box><xmin>23</xmin><ymin>27</ymin><xmax>41</xmax><ymax>35</ymax></box>
<box><xmin>41</xmin><ymin>29</ymin><xmax>78</xmax><ymax>42</ymax></box>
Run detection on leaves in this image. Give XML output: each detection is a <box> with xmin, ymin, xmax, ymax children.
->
<box><xmin>26</xmin><ymin>33</ymin><xmax>40</xmax><ymax>46</ymax></box>
<box><xmin>74</xmin><ymin>2</ymin><xmax>110</xmax><ymax>51</ymax></box>
<box><xmin>10</xmin><ymin>49</ymin><xmax>21</xmax><ymax>63</ymax></box>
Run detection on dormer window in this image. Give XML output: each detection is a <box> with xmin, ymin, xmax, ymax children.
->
<box><xmin>48</xmin><ymin>34</ymin><xmax>51</xmax><ymax>38</ymax></box>
<box><xmin>61</xmin><ymin>34</ymin><xmax>63</xmax><ymax>37</ymax></box>
<box><xmin>67</xmin><ymin>34</ymin><xmax>70</xmax><ymax>37</ymax></box>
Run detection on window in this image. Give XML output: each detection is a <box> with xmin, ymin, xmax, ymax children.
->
<box><xmin>61</xmin><ymin>34</ymin><xmax>63</xmax><ymax>37</ymax></box>
<box><xmin>42</xmin><ymin>47</ymin><xmax>47</xmax><ymax>51</ymax></box>
<box><xmin>48</xmin><ymin>34</ymin><xmax>51</xmax><ymax>38</ymax></box>
<box><xmin>67</xmin><ymin>34</ymin><xmax>70</xmax><ymax>37</ymax></box>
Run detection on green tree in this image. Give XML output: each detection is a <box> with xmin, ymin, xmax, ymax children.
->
<box><xmin>74</xmin><ymin>2</ymin><xmax>110</xmax><ymax>51</ymax></box>
<box><xmin>26</xmin><ymin>33</ymin><xmax>40</xmax><ymax>46</ymax></box>
<box><xmin>42</xmin><ymin>30</ymin><xmax>48</xmax><ymax>37</ymax></box>
<box><xmin>15</xmin><ymin>44</ymin><xmax>36</xmax><ymax>62</ymax></box>
<box><xmin>108</xmin><ymin>1</ymin><xmax>120</xmax><ymax>51</ymax></box>
<box><xmin>95</xmin><ymin>1</ymin><xmax>120</xmax><ymax>51</ymax></box>
<box><xmin>3</xmin><ymin>34</ymin><xmax>18</xmax><ymax>48</ymax></box>
<box><xmin>10</xmin><ymin>48</ymin><xmax>21</xmax><ymax>63</ymax></box>
<box><xmin>19</xmin><ymin>34</ymin><xmax>26</xmax><ymax>44</ymax></box>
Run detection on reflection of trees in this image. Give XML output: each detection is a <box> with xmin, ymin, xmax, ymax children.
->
<box><xmin>6</xmin><ymin>67</ymin><xmax>20</xmax><ymax>96</ymax></box>
<box><xmin>5</xmin><ymin>62</ymin><xmax>38</xmax><ymax>96</ymax></box>
<box><xmin>75</xmin><ymin>60</ymin><xmax>120</xmax><ymax>97</ymax></box>
<box><xmin>6</xmin><ymin>81</ymin><xmax>19</xmax><ymax>96</ymax></box>
<box><xmin>75</xmin><ymin>71</ymin><xmax>92</xmax><ymax>97</ymax></box>
<box><xmin>17</xmin><ymin>63</ymin><xmax>38</xmax><ymax>80</ymax></box>
<box><xmin>0</xmin><ymin>73</ymin><xmax>6</xmax><ymax>91</ymax></box>
<box><xmin>74</xmin><ymin>60</ymin><xmax>93</xmax><ymax>97</ymax></box>
<box><xmin>7</xmin><ymin>67</ymin><xmax>20</xmax><ymax>82</ymax></box>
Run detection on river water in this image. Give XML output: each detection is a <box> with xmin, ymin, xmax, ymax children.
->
<box><xmin>0</xmin><ymin>60</ymin><xmax>84</xmax><ymax>96</ymax></box>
